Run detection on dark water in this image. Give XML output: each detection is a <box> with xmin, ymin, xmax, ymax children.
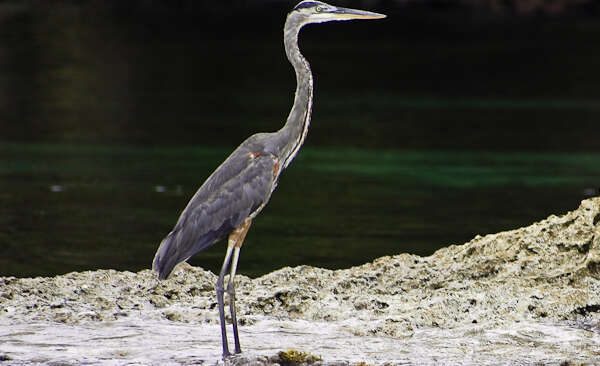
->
<box><xmin>1</xmin><ymin>143</ymin><xmax>598</xmax><ymax>278</ymax></box>
<box><xmin>1</xmin><ymin>2</ymin><xmax>599</xmax><ymax>278</ymax></box>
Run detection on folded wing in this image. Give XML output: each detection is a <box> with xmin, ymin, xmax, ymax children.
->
<box><xmin>152</xmin><ymin>151</ymin><xmax>278</xmax><ymax>279</ymax></box>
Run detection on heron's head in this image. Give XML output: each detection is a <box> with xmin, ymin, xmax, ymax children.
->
<box><xmin>289</xmin><ymin>1</ymin><xmax>386</xmax><ymax>25</ymax></box>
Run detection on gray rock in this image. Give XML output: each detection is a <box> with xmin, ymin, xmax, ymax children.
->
<box><xmin>1</xmin><ymin>197</ymin><xmax>599</xmax><ymax>365</ymax></box>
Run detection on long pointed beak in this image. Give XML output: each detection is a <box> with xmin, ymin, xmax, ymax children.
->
<box><xmin>330</xmin><ymin>6</ymin><xmax>386</xmax><ymax>20</ymax></box>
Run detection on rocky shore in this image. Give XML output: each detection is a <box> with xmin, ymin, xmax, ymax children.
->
<box><xmin>1</xmin><ymin>197</ymin><xmax>599</xmax><ymax>365</ymax></box>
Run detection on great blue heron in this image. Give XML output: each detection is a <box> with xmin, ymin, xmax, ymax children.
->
<box><xmin>152</xmin><ymin>0</ymin><xmax>385</xmax><ymax>358</ymax></box>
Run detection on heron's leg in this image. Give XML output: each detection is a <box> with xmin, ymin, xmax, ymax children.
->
<box><xmin>226</xmin><ymin>219</ymin><xmax>252</xmax><ymax>354</ymax></box>
<box><xmin>217</xmin><ymin>244</ymin><xmax>234</xmax><ymax>358</ymax></box>
<box><xmin>228</xmin><ymin>246</ymin><xmax>242</xmax><ymax>353</ymax></box>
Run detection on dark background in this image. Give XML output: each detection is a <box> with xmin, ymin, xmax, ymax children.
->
<box><xmin>1</xmin><ymin>0</ymin><xmax>599</xmax><ymax>278</ymax></box>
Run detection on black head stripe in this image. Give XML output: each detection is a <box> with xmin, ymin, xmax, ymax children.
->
<box><xmin>294</xmin><ymin>1</ymin><xmax>321</xmax><ymax>10</ymax></box>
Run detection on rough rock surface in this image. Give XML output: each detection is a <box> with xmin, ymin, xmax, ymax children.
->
<box><xmin>1</xmin><ymin>198</ymin><xmax>600</xmax><ymax>365</ymax></box>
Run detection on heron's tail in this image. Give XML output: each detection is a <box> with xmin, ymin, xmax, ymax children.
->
<box><xmin>152</xmin><ymin>231</ymin><xmax>184</xmax><ymax>280</ymax></box>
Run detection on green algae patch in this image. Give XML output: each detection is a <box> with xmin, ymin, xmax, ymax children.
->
<box><xmin>276</xmin><ymin>349</ymin><xmax>322</xmax><ymax>365</ymax></box>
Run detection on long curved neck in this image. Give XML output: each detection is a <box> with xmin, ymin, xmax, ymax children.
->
<box><xmin>277</xmin><ymin>16</ymin><xmax>313</xmax><ymax>170</ymax></box>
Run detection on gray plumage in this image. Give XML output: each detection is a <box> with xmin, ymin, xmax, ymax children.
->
<box><xmin>152</xmin><ymin>0</ymin><xmax>385</xmax><ymax>359</ymax></box>
<box><xmin>153</xmin><ymin>138</ymin><xmax>279</xmax><ymax>280</ymax></box>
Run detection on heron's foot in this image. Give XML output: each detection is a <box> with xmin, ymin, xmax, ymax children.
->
<box><xmin>222</xmin><ymin>349</ymin><xmax>244</xmax><ymax>360</ymax></box>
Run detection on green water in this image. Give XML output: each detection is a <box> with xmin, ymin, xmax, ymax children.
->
<box><xmin>1</xmin><ymin>142</ymin><xmax>597</xmax><ymax>278</ymax></box>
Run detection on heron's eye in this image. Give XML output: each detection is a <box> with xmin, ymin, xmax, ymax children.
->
<box><xmin>315</xmin><ymin>6</ymin><xmax>323</xmax><ymax>12</ymax></box>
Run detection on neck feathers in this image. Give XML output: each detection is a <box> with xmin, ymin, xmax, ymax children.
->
<box><xmin>279</xmin><ymin>15</ymin><xmax>314</xmax><ymax>170</ymax></box>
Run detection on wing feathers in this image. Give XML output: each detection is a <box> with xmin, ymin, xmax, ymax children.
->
<box><xmin>152</xmin><ymin>151</ymin><xmax>277</xmax><ymax>279</ymax></box>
